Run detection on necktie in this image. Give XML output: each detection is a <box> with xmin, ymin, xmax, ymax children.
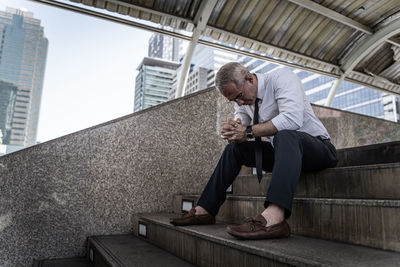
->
<box><xmin>254</xmin><ymin>98</ymin><xmax>263</xmax><ymax>183</ymax></box>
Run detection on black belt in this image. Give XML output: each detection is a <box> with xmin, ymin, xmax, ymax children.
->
<box><xmin>317</xmin><ymin>136</ymin><xmax>331</xmax><ymax>143</ymax></box>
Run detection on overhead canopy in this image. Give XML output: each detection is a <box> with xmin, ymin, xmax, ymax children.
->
<box><xmin>66</xmin><ymin>0</ymin><xmax>400</xmax><ymax>95</ymax></box>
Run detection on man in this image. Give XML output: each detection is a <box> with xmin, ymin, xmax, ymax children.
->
<box><xmin>170</xmin><ymin>62</ymin><xmax>338</xmax><ymax>240</ymax></box>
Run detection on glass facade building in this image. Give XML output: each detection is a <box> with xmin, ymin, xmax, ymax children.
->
<box><xmin>148</xmin><ymin>33</ymin><xmax>182</xmax><ymax>62</ymax></box>
<box><xmin>0</xmin><ymin>80</ymin><xmax>17</xmax><ymax>144</ymax></box>
<box><xmin>169</xmin><ymin>45</ymin><xmax>239</xmax><ymax>99</ymax></box>
<box><xmin>134</xmin><ymin>57</ymin><xmax>179</xmax><ymax>112</ymax></box>
<box><xmin>0</xmin><ymin>8</ymin><xmax>48</xmax><ymax>147</ymax></box>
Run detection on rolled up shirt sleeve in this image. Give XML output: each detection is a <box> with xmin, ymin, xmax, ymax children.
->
<box><xmin>234</xmin><ymin>103</ymin><xmax>251</xmax><ymax>126</ymax></box>
<box><xmin>271</xmin><ymin>69</ymin><xmax>304</xmax><ymax>131</ymax></box>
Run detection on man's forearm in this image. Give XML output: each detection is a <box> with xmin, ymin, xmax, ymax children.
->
<box><xmin>252</xmin><ymin>121</ymin><xmax>278</xmax><ymax>137</ymax></box>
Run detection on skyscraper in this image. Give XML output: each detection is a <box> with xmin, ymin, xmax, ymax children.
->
<box><xmin>0</xmin><ymin>80</ymin><xmax>17</xmax><ymax>145</ymax></box>
<box><xmin>0</xmin><ymin>7</ymin><xmax>48</xmax><ymax>148</ymax></box>
<box><xmin>134</xmin><ymin>33</ymin><xmax>184</xmax><ymax>112</ymax></box>
<box><xmin>134</xmin><ymin>57</ymin><xmax>179</xmax><ymax>112</ymax></box>
<box><xmin>148</xmin><ymin>33</ymin><xmax>182</xmax><ymax>62</ymax></box>
<box><xmin>169</xmin><ymin>45</ymin><xmax>238</xmax><ymax>99</ymax></box>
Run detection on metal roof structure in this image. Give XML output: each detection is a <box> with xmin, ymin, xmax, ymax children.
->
<box><xmin>34</xmin><ymin>0</ymin><xmax>400</xmax><ymax>102</ymax></box>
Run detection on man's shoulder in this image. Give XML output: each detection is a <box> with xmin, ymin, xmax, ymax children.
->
<box><xmin>257</xmin><ymin>68</ymin><xmax>295</xmax><ymax>84</ymax></box>
<box><xmin>268</xmin><ymin>68</ymin><xmax>294</xmax><ymax>77</ymax></box>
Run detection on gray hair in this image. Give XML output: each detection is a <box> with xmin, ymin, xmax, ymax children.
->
<box><xmin>215</xmin><ymin>62</ymin><xmax>250</xmax><ymax>93</ymax></box>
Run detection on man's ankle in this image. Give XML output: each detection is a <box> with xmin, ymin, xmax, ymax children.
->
<box><xmin>195</xmin><ymin>206</ymin><xmax>209</xmax><ymax>215</ymax></box>
<box><xmin>261</xmin><ymin>204</ymin><xmax>285</xmax><ymax>227</ymax></box>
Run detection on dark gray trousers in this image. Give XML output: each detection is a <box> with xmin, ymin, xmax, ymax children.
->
<box><xmin>197</xmin><ymin>130</ymin><xmax>338</xmax><ymax>219</ymax></box>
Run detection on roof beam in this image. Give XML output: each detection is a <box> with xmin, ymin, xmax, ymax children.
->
<box><xmin>287</xmin><ymin>0</ymin><xmax>373</xmax><ymax>34</ymax></box>
<box><xmin>325</xmin><ymin>75</ymin><xmax>344</xmax><ymax>107</ymax></box>
<box><xmin>341</xmin><ymin>19</ymin><xmax>400</xmax><ymax>74</ymax></box>
<box><xmin>206</xmin><ymin>26</ymin><xmax>340</xmax><ymax>71</ymax></box>
<box><xmin>104</xmin><ymin>0</ymin><xmax>193</xmax><ymax>25</ymax></box>
<box><xmin>176</xmin><ymin>0</ymin><xmax>218</xmax><ymax>98</ymax></box>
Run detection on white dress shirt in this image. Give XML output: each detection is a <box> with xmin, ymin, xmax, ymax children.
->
<box><xmin>234</xmin><ymin>68</ymin><xmax>330</xmax><ymax>144</ymax></box>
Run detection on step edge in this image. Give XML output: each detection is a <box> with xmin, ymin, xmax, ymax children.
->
<box><xmin>336</xmin><ymin>141</ymin><xmax>400</xmax><ymax>152</ymax></box>
<box><xmin>236</xmin><ymin>162</ymin><xmax>400</xmax><ymax>179</ymax></box>
<box><xmin>177</xmin><ymin>194</ymin><xmax>400</xmax><ymax>207</ymax></box>
<box><xmin>87</xmin><ymin>236</ymin><xmax>124</xmax><ymax>267</ymax></box>
<box><xmin>33</xmin><ymin>257</ymin><xmax>91</xmax><ymax>267</ymax></box>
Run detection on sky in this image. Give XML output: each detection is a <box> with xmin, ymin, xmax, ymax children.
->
<box><xmin>0</xmin><ymin>0</ymin><xmax>154</xmax><ymax>142</ymax></box>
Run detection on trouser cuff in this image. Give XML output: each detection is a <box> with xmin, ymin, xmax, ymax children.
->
<box><xmin>264</xmin><ymin>194</ymin><xmax>292</xmax><ymax>219</ymax></box>
<box><xmin>197</xmin><ymin>198</ymin><xmax>219</xmax><ymax>217</ymax></box>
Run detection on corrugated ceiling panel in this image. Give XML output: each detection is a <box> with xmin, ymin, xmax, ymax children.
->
<box><xmin>67</xmin><ymin>0</ymin><xmax>400</xmax><ymax>95</ymax></box>
<box><xmin>208</xmin><ymin>0</ymin><xmax>364</xmax><ymax>66</ymax></box>
<box><xmin>363</xmin><ymin>0</ymin><xmax>400</xmax><ymax>27</ymax></box>
<box><xmin>270</xmin><ymin>6</ymin><xmax>303</xmax><ymax>46</ymax></box>
<box><xmin>262</xmin><ymin>2</ymin><xmax>298</xmax><ymax>44</ymax></box>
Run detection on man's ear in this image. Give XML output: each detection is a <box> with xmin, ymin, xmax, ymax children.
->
<box><xmin>245</xmin><ymin>73</ymin><xmax>254</xmax><ymax>83</ymax></box>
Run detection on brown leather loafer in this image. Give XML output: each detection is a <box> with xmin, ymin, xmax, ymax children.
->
<box><xmin>226</xmin><ymin>214</ymin><xmax>290</xmax><ymax>240</ymax></box>
<box><xmin>170</xmin><ymin>208</ymin><xmax>216</xmax><ymax>226</ymax></box>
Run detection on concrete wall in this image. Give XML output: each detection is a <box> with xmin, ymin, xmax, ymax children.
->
<box><xmin>0</xmin><ymin>87</ymin><xmax>399</xmax><ymax>266</ymax></box>
<box><xmin>312</xmin><ymin>105</ymin><xmax>400</xmax><ymax>148</ymax></box>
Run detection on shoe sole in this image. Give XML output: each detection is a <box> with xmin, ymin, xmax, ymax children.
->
<box><xmin>170</xmin><ymin>221</ymin><xmax>216</xmax><ymax>226</ymax></box>
<box><xmin>226</xmin><ymin>229</ymin><xmax>290</xmax><ymax>240</ymax></box>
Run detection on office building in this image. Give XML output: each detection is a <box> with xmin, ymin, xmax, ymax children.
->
<box><xmin>0</xmin><ymin>80</ymin><xmax>17</xmax><ymax>144</ymax></box>
<box><xmin>382</xmin><ymin>93</ymin><xmax>400</xmax><ymax>122</ymax></box>
<box><xmin>169</xmin><ymin>45</ymin><xmax>238</xmax><ymax>99</ymax></box>
<box><xmin>0</xmin><ymin>7</ymin><xmax>48</xmax><ymax>147</ymax></box>
<box><xmin>148</xmin><ymin>33</ymin><xmax>183</xmax><ymax>62</ymax></box>
<box><xmin>184</xmin><ymin>67</ymin><xmax>215</xmax><ymax>96</ymax></box>
<box><xmin>169</xmin><ymin>64</ymin><xmax>215</xmax><ymax>100</ymax></box>
<box><xmin>134</xmin><ymin>57</ymin><xmax>179</xmax><ymax>112</ymax></box>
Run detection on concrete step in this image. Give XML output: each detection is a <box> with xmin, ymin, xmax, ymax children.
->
<box><xmin>173</xmin><ymin>195</ymin><xmax>400</xmax><ymax>252</ymax></box>
<box><xmin>133</xmin><ymin>212</ymin><xmax>400</xmax><ymax>267</ymax></box>
<box><xmin>232</xmin><ymin>162</ymin><xmax>400</xmax><ymax>199</ymax></box>
<box><xmin>337</xmin><ymin>141</ymin><xmax>400</xmax><ymax>167</ymax></box>
<box><xmin>33</xmin><ymin>257</ymin><xmax>93</xmax><ymax>267</ymax></box>
<box><xmin>87</xmin><ymin>234</ymin><xmax>194</xmax><ymax>267</ymax></box>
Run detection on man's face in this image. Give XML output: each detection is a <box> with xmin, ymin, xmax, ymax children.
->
<box><xmin>223</xmin><ymin>76</ymin><xmax>257</xmax><ymax>106</ymax></box>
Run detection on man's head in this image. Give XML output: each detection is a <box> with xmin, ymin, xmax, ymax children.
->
<box><xmin>215</xmin><ymin>62</ymin><xmax>258</xmax><ymax>106</ymax></box>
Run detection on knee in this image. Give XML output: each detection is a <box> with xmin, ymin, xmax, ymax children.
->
<box><xmin>223</xmin><ymin>142</ymin><xmax>244</xmax><ymax>158</ymax></box>
<box><xmin>224</xmin><ymin>142</ymin><xmax>238</xmax><ymax>154</ymax></box>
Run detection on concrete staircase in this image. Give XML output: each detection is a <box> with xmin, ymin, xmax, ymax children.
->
<box><xmin>132</xmin><ymin>141</ymin><xmax>400</xmax><ymax>266</ymax></box>
<box><xmin>36</xmin><ymin>141</ymin><xmax>400</xmax><ymax>266</ymax></box>
<box><xmin>35</xmin><ymin>235</ymin><xmax>194</xmax><ymax>267</ymax></box>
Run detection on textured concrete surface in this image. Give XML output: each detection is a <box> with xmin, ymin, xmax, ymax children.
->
<box><xmin>0</xmin><ymin>89</ymin><xmax>229</xmax><ymax>266</ymax></box>
<box><xmin>135</xmin><ymin>212</ymin><xmax>400</xmax><ymax>267</ymax></box>
<box><xmin>312</xmin><ymin>105</ymin><xmax>400</xmax><ymax>148</ymax></box>
<box><xmin>1</xmin><ymin>87</ymin><xmax>400</xmax><ymax>266</ymax></box>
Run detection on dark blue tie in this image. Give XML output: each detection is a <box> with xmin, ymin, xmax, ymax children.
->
<box><xmin>254</xmin><ymin>98</ymin><xmax>263</xmax><ymax>183</ymax></box>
